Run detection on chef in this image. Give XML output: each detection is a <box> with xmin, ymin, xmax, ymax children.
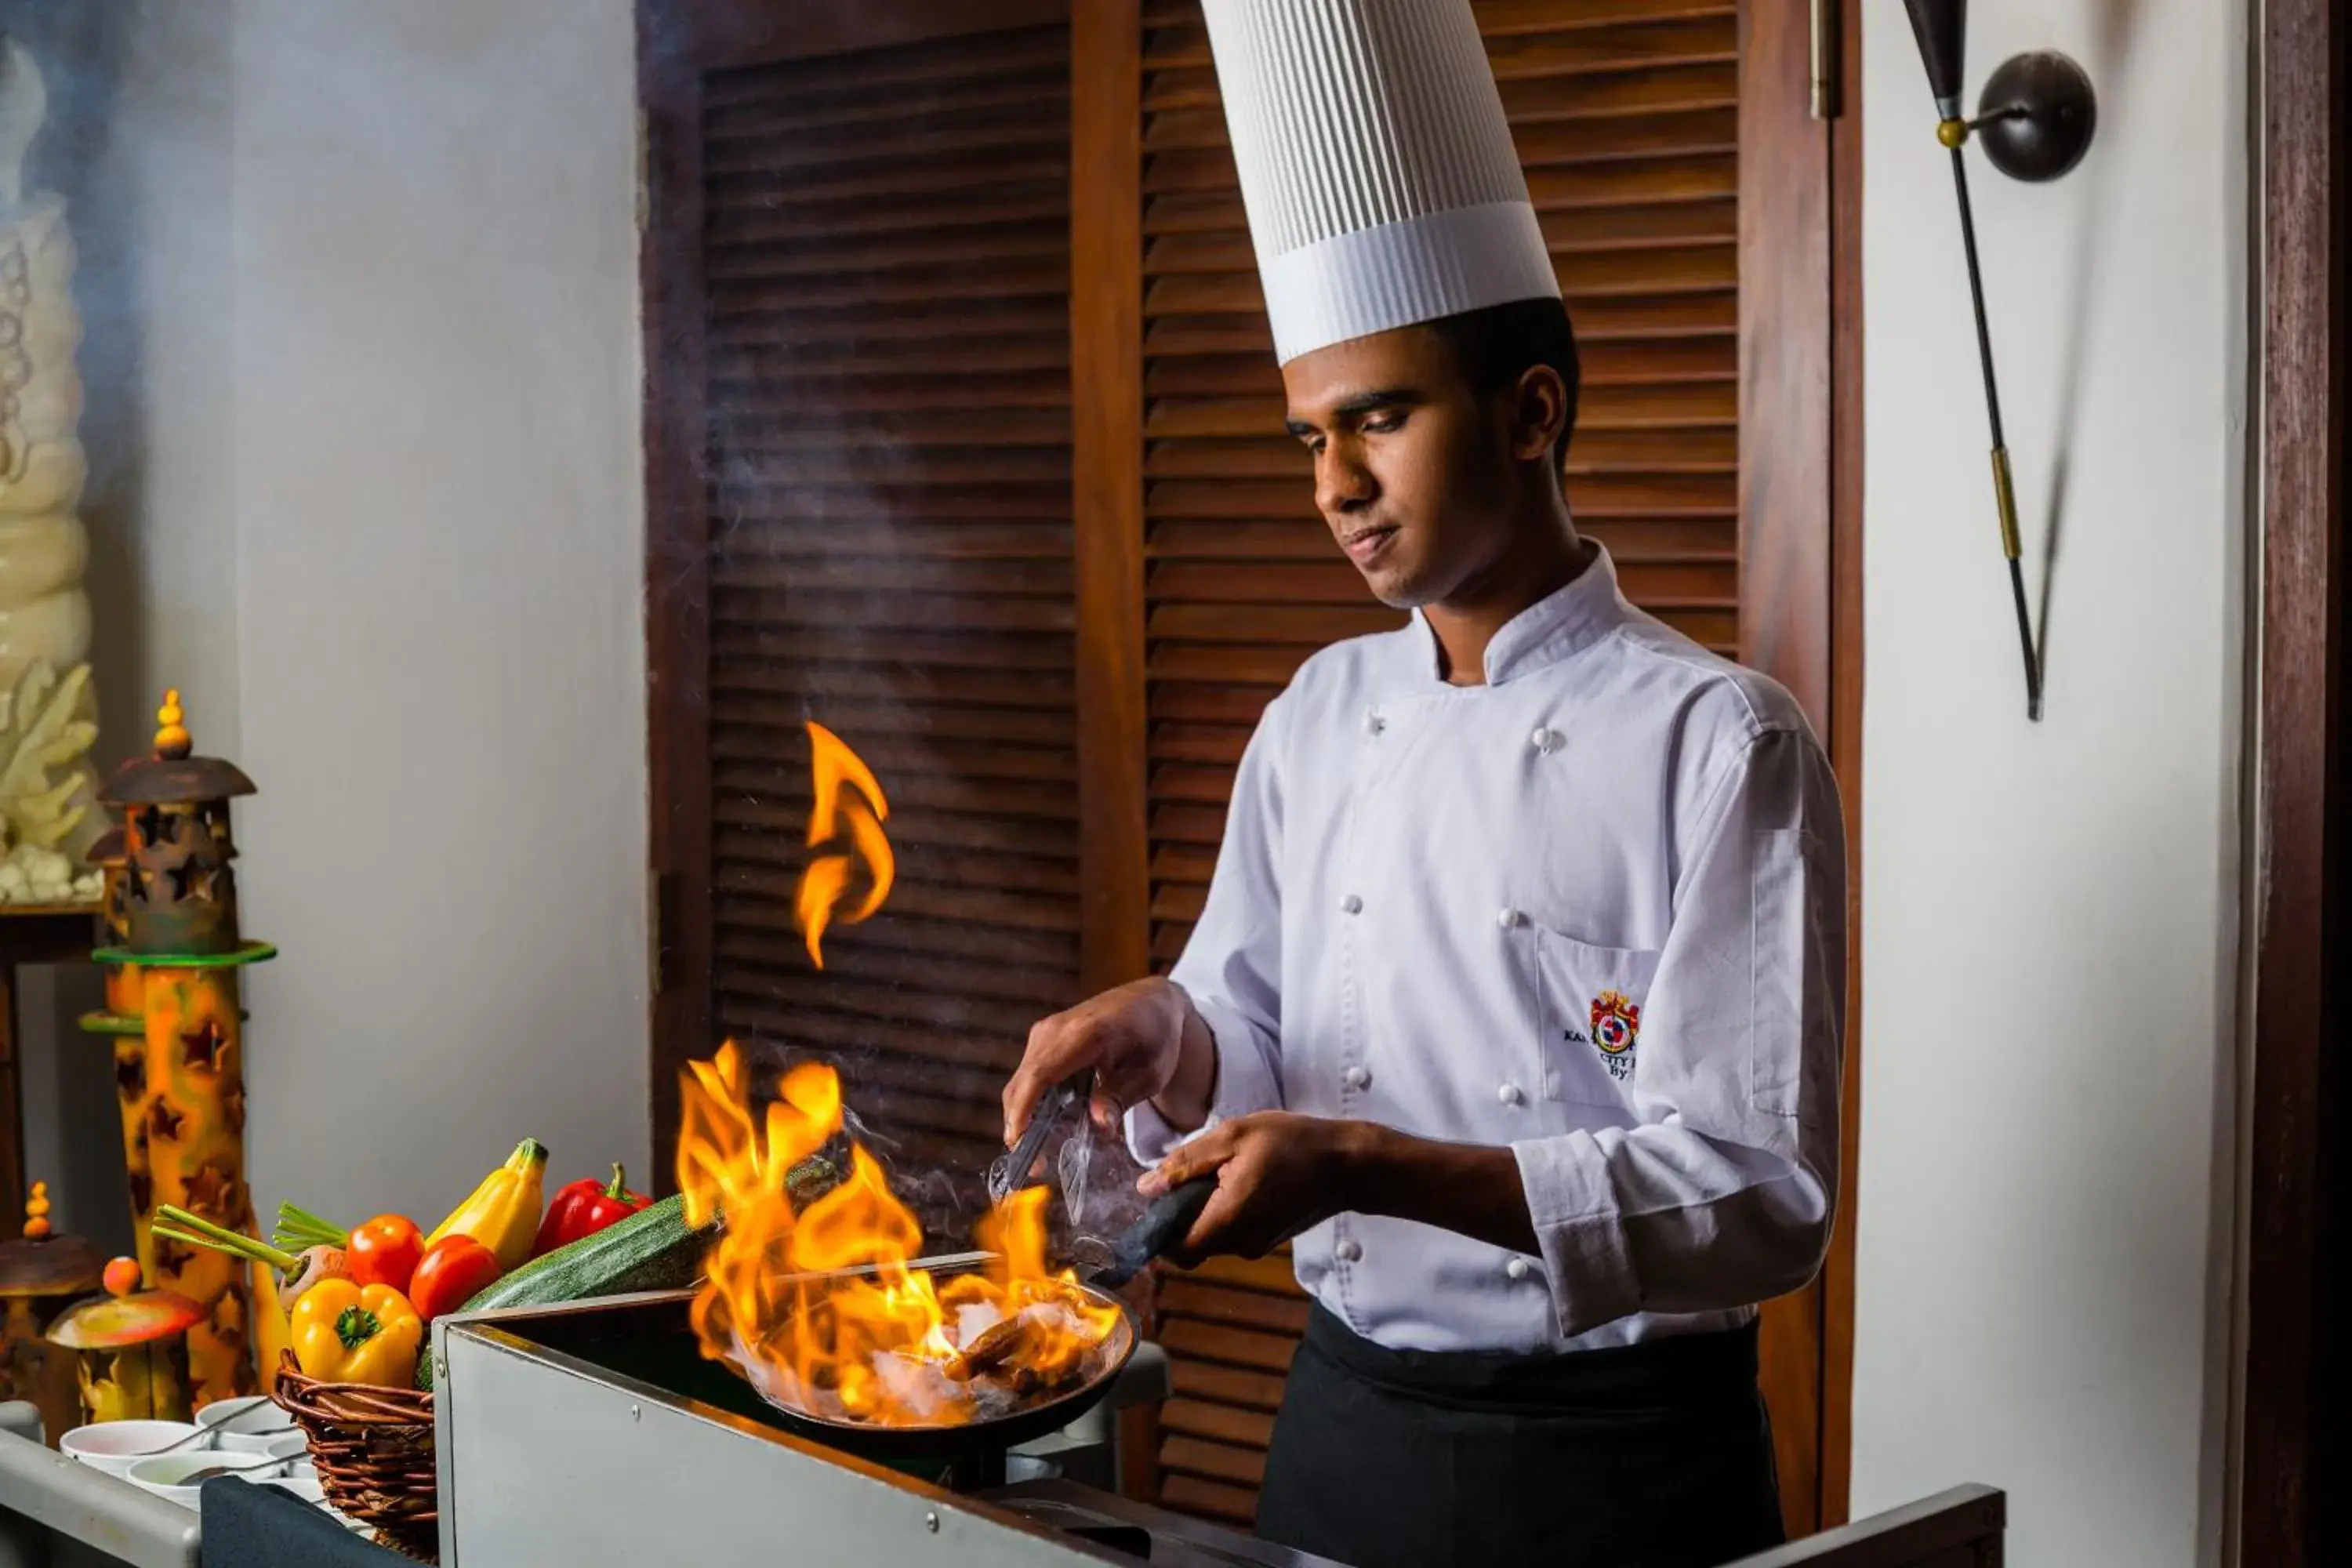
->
<box><xmin>1003</xmin><ymin>2</ymin><xmax>1845</xmax><ymax>1563</ymax></box>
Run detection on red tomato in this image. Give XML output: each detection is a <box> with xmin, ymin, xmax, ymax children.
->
<box><xmin>408</xmin><ymin>1234</ymin><xmax>503</xmax><ymax>1323</ymax></box>
<box><xmin>346</xmin><ymin>1214</ymin><xmax>425</xmax><ymax>1294</ymax></box>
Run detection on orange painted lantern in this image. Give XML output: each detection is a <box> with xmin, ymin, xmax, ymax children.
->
<box><xmin>91</xmin><ymin>690</ymin><xmax>278</xmax><ymax>1406</ymax></box>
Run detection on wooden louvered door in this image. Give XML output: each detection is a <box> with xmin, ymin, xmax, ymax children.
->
<box><xmin>642</xmin><ymin>0</ymin><xmax>1084</xmax><ymax>1216</ymax></box>
<box><xmin>1083</xmin><ymin>0</ymin><xmax>1847</xmax><ymax>1536</ymax></box>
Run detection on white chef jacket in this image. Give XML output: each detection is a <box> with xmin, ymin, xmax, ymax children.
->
<box><xmin>1128</xmin><ymin>545</ymin><xmax>1845</xmax><ymax>1352</ymax></box>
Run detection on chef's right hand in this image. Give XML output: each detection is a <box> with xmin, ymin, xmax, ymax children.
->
<box><xmin>1003</xmin><ymin>977</ymin><xmax>1215</xmax><ymax>1145</ymax></box>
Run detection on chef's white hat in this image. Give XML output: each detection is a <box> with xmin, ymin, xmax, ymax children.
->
<box><xmin>1202</xmin><ymin>0</ymin><xmax>1560</xmax><ymax>365</ymax></box>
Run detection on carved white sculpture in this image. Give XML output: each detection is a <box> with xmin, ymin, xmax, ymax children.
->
<box><xmin>0</xmin><ymin>36</ymin><xmax>103</xmax><ymax>896</ymax></box>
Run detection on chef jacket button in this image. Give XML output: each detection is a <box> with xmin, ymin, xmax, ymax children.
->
<box><xmin>1530</xmin><ymin>727</ymin><xmax>1563</xmax><ymax>754</ymax></box>
<box><xmin>1340</xmin><ymin>894</ymin><xmax>1364</xmax><ymax>915</ymax></box>
<box><xmin>1505</xmin><ymin>1258</ymin><xmax>1533</xmax><ymax>1282</ymax></box>
<box><xmin>1497</xmin><ymin>1081</ymin><xmax>1526</xmax><ymax>1107</ymax></box>
<box><xmin>1341</xmin><ymin>1064</ymin><xmax>1370</xmax><ymax>1091</ymax></box>
<box><xmin>1334</xmin><ymin>1238</ymin><xmax>1363</xmax><ymax>1264</ymax></box>
<box><xmin>1363</xmin><ymin>710</ymin><xmax>1385</xmax><ymax>736</ymax></box>
<box><xmin>1497</xmin><ymin>906</ymin><xmax>1523</xmax><ymax>929</ymax></box>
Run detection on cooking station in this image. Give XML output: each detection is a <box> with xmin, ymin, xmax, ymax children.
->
<box><xmin>433</xmin><ymin>1289</ymin><xmax>1332</xmax><ymax>1567</ymax></box>
<box><xmin>1</xmin><ymin>1283</ymin><xmax>2007</xmax><ymax>1568</ymax></box>
<box><xmin>425</xmin><ymin>1290</ymin><xmax>2009</xmax><ymax>1568</ymax></box>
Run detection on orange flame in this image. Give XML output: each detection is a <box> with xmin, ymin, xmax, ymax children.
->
<box><xmin>797</xmin><ymin>722</ymin><xmax>893</xmax><ymax>969</ymax></box>
<box><xmin>675</xmin><ymin>1043</ymin><xmax>1121</xmax><ymax>1427</ymax></box>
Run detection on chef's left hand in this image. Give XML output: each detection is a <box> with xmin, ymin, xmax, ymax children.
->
<box><xmin>1138</xmin><ymin>1112</ymin><xmax>1376</xmax><ymax>1267</ymax></box>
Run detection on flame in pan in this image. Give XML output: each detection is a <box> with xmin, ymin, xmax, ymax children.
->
<box><xmin>676</xmin><ymin>1044</ymin><xmax>1122</xmax><ymax>1427</ymax></box>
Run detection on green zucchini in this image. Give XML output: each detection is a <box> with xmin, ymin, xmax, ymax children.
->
<box><xmin>457</xmin><ymin>1156</ymin><xmax>838</xmax><ymax>1315</ymax></box>
<box><xmin>459</xmin><ymin>1192</ymin><xmax>712</xmax><ymax>1313</ymax></box>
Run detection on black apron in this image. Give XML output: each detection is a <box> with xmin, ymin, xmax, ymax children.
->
<box><xmin>1255</xmin><ymin>1306</ymin><xmax>1784</xmax><ymax>1568</ymax></box>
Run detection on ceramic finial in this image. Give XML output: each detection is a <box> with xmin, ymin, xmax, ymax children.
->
<box><xmin>103</xmin><ymin>1257</ymin><xmax>140</xmax><ymax>1298</ymax></box>
<box><xmin>155</xmin><ymin>689</ymin><xmax>191</xmax><ymax>760</ymax></box>
<box><xmin>23</xmin><ymin>1179</ymin><xmax>49</xmax><ymax>1240</ymax></box>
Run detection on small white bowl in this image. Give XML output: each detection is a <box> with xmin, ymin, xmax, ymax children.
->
<box><xmin>125</xmin><ymin>1450</ymin><xmax>282</xmax><ymax>1510</ymax></box>
<box><xmin>60</xmin><ymin>1421</ymin><xmax>206</xmax><ymax>1476</ymax></box>
<box><xmin>198</xmin><ymin>1396</ymin><xmax>300</xmax><ymax>1454</ymax></box>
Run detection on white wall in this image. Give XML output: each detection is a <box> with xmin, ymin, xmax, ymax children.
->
<box><xmin>228</xmin><ymin>0</ymin><xmax>650</xmax><ymax>1229</ymax></box>
<box><xmin>1852</xmin><ymin>2</ymin><xmax>2249</xmax><ymax>1565</ymax></box>
<box><xmin>23</xmin><ymin>0</ymin><xmax>648</xmax><ymax>1247</ymax></box>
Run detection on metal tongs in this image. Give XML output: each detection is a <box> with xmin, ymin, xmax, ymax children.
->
<box><xmin>990</xmin><ymin>1069</ymin><xmax>1217</xmax><ymax>1290</ymax></box>
<box><xmin>990</xmin><ymin>1069</ymin><xmax>1091</xmax><ymax>1205</ymax></box>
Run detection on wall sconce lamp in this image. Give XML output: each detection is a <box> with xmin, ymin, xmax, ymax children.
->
<box><xmin>1903</xmin><ymin>0</ymin><xmax>2097</xmax><ymax>720</ymax></box>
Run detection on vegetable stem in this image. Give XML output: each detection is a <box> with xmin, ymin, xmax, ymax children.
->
<box><xmin>274</xmin><ymin>1202</ymin><xmax>349</xmax><ymax>1250</ymax></box>
<box><xmin>152</xmin><ymin>1209</ymin><xmax>302</xmax><ymax>1272</ymax></box>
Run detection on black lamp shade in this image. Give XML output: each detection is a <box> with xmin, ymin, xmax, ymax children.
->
<box><xmin>1903</xmin><ymin>0</ymin><xmax>1969</xmax><ymax>118</ymax></box>
<box><xmin>1976</xmin><ymin>52</ymin><xmax>2098</xmax><ymax>181</ymax></box>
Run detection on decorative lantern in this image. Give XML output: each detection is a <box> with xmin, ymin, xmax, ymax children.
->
<box><xmin>0</xmin><ymin>1182</ymin><xmax>102</xmax><ymax>1443</ymax></box>
<box><xmin>45</xmin><ymin>1258</ymin><xmax>201</xmax><ymax>1425</ymax></box>
<box><xmin>93</xmin><ymin>690</ymin><xmax>276</xmax><ymax>1406</ymax></box>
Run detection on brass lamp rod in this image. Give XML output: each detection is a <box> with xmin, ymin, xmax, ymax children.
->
<box><xmin>1944</xmin><ymin>129</ymin><xmax>2043</xmax><ymax>720</ymax></box>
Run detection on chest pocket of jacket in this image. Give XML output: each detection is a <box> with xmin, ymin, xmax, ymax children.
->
<box><xmin>1534</xmin><ymin>927</ymin><xmax>1662</xmax><ymax>1105</ymax></box>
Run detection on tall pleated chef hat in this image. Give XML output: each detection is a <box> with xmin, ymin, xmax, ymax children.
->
<box><xmin>1200</xmin><ymin>0</ymin><xmax>1559</xmax><ymax>365</ymax></box>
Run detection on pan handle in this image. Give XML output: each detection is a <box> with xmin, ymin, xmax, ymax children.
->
<box><xmin>1091</xmin><ymin>1177</ymin><xmax>1217</xmax><ymax>1290</ymax></box>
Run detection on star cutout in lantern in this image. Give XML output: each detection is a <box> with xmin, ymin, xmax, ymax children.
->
<box><xmin>139</xmin><ymin>831</ymin><xmax>199</xmax><ymax>902</ymax></box>
<box><xmin>181</xmin><ymin>1020</ymin><xmax>228</xmax><ymax>1073</ymax></box>
<box><xmin>181</xmin><ymin>1162</ymin><xmax>241</xmax><ymax>1220</ymax></box>
<box><xmin>128</xmin><ymin>1171</ymin><xmax>153</xmax><ymax>1217</ymax></box>
<box><xmin>222</xmin><ymin>1084</ymin><xmax>246</xmax><ymax>1137</ymax></box>
<box><xmin>145</xmin><ymin>1096</ymin><xmax>186</xmax><ymax>1145</ymax></box>
<box><xmin>151</xmin><ymin>1232</ymin><xmax>194</xmax><ymax>1276</ymax></box>
<box><xmin>114</xmin><ymin>1047</ymin><xmax>147</xmax><ymax>1103</ymax></box>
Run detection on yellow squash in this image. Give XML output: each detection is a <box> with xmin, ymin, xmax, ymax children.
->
<box><xmin>427</xmin><ymin>1138</ymin><xmax>548</xmax><ymax>1270</ymax></box>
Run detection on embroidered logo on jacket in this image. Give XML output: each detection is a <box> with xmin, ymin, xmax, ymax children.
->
<box><xmin>1589</xmin><ymin>990</ymin><xmax>1641</xmax><ymax>1080</ymax></box>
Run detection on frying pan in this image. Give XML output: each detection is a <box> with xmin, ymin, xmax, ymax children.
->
<box><xmin>729</xmin><ymin>1178</ymin><xmax>1215</xmax><ymax>1462</ymax></box>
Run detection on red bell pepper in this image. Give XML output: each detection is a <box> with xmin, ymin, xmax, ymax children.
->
<box><xmin>408</xmin><ymin>1233</ymin><xmax>503</xmax><ymax>1323</ymax></box>
<box><xmin>531</xmin><ymin>1163</ymin><xmax>652</xmax><ymax>1258</ymax></box>
<box><xmin>346</xmin><ymin>1214</ymin><xmax>425</xmax><ymax>1294</ymax></box>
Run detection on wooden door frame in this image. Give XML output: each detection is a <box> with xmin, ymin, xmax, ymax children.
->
<box><xmin>1740</xmin><ymin>0</ymin><xmax>1864</xmax><ymax>1534</ymax></box>
<box><xmin>639</xmin><ymin>0</ymin><xmax>714</xmax><ymax>1195</ymax></box>
<box><xmin>1069</xmin><ymin>0</ymin><xmax>1151</xmax><ymax>1001</ymax></box>
<box><xmin>2240</xmin><ymin>0</ymin><xmax>2347</xmax><ymax>1563</ymax></box>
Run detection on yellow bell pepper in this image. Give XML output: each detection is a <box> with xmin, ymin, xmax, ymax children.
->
<box><xmin>290</xmin><ymin>1279</ymin><xmax>423</xmax><ymax>1388</ymax></box>
<box><xmin>426</xmin><ymin>1138</ymin><xmax>548</xmax><ymax>1271</ymax></box>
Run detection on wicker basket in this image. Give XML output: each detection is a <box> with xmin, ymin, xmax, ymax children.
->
<box><xmin>271</xmin><ymin>1350</ymin><xmax>437</xmax><ymax>1558</ymax></box>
